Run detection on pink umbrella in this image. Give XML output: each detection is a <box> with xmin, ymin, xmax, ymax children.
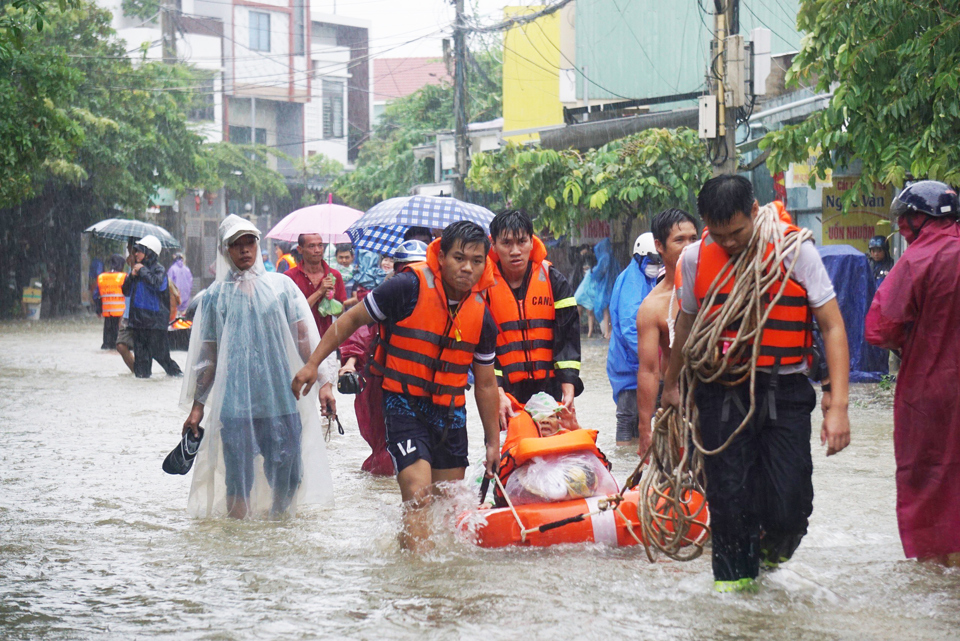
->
<box><xmin>265</xmin><ymin>203</ymin><xmax>364</xmax><ymax>244</ymax></box>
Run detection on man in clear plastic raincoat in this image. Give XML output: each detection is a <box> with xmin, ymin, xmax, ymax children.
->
<box><xmin>180</xmin><ymin>215</ymin><xmax>337</xmax><ymax>519</ymax></box>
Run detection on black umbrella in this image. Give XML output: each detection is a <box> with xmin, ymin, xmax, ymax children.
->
<box><xmin>84</xmin><ymin>218</ymin><xmax>181</xmax><ymax>249</ymax></box>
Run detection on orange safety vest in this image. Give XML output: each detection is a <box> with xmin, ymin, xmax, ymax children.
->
<box><xmin>97</xmin><ymin>272</ymin><xmax>126</xmax><ymax>317</ymax></box>
<box><xmin>373</xmin><ymin>239</ymin><xmax>494</xmax><ymax>409</ymax></box>
<box><xmin>487</xmin><ymin>236</ymin><xmax>557</xmax><ymax>384</ymax></box>
<box><xmin>277</xmin><ymin>254</ymin><xmax>297</xmax><ymax>271</ymax></box>
<box><xmin>693</xmin><ymin>222</ymin><xmax>813</xmax><ymax>368</ymax></box>
<box><xmin>773</xmin><ymin>200</ymin><xmax>793</xmax><ymax>224</ymax></box>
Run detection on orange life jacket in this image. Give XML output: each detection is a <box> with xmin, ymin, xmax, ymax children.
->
<box><xmin>373</xmin><ymin>239</ymin><xmax>495</xmax><ymax>409</ymax></box>
<box><xmin>495</xmin><ymin>394</ymin><xmax>610</xmax><ymax>506</ymax></box>
<box><xmin>773</xmin><ymin>200</ymin><xmax>792</xmax><ymax>224</ymax></box>
<box><xmin>97</xmin><ymin>272</ymin><xmax>126</xmax><ymax>317</ymax></box>
<box><xmin>487</xmin><ymin>236</ymin><xmax>559</xmax><ymax>384</ymax></box>
<box><xmin>277</xmin><ymin>254</ymin><xmax>297</xmax><ymax>271</ymax></box>
<box><xmin>693</xmin><ymin>222</ymin><xmax>813</xmax><ymax>369</ymax></box>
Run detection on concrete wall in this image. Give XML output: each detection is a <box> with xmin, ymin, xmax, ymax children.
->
<box><xmin>502</xmin><ymin>5</ymin><xmax>564</xmax><ymax>143</ymax></box>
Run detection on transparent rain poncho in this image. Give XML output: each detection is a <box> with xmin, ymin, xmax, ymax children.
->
<box><xmin>179</xmin><ymin>215</ymin><xmax>337</xmax><ymax>518</ymax></box>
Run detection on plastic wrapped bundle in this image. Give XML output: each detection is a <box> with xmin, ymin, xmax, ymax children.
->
<box><xmin>504</xmin><ymin>452</ymin><xmax>618</xmax><ymax>505</ymax></box>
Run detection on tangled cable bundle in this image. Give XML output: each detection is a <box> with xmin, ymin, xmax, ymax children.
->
<box><xmin>635</xmin><ymin>203</ymin><xmax>812</xmax><ymax>561</ymax></box>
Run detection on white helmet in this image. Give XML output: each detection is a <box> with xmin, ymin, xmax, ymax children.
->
<box><xmin>136</xmin><ymin>234</ymin><xmax>163</xmax><ymax>257</ymax></box>
<box><xmin>633</xmin><ymin>232</ymin><xmax>656</xmax><ymax>258</ymax></box>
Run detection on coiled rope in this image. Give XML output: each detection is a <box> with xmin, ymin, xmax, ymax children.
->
<box><xmin>634</xmin><ymin>203</ymin><xmax>812</xmax><ymax>561</ymax></box>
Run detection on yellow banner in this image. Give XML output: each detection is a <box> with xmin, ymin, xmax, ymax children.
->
<box><xmin>822</xmin><ymin>177</ymin><xmax>893</xmax><ymax>253</ymax></box>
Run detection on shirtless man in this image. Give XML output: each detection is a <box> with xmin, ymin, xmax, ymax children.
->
<box><xmin>635</xmin><ymin>208</ymin><xmax>700</xmax><ymax>457</ymax></box>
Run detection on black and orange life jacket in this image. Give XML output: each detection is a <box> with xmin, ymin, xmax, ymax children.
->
<box><xmin>97</xmin><ymin>272</ymin><xmax>126</xmax><ymax>317</ymax></box>
<box><xmin>277</xmin><ymin>254</ymin><xmax>297</xmax><ymax>271</ymax></box>
<box><xmin>487</xmin><ymin>236</ymin><xmax>577</xmax><ymax>384</ymax></box>
<box><xmin>373</xmin><ymin>239</ymin><xmax>494</xmax><ymax>409</ymax></box>
<box><xmin>693</xmin><ymin>222</ymin><xmax>813</xmax><ymax>369</ymax></box>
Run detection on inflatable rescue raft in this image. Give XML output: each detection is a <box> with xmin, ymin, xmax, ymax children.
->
<box><xmin>458</xmin><ymin>393</ymin><xmax>708</xmax><ymax>549</ymax></box>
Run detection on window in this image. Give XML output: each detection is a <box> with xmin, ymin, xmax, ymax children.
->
<box><xmin>249</xmin><ymin>11</ymin><xmax>270</xmax><ymax>52</ymax></box>
<box><xmin>292</xmin><ymin>0</ymin><xmax>305</xmax><ymax>55</ymax></box>
<box><xmin>188</xmin><ymin>74</ymin><xmax>215</xmax><ymax>122</ymax></box>
<box><xmin>229</xmin><ymin>126</ymin><xmax>267</xmax><ymax>145</ymax></box>
<box><xmin>322</xmin><ymin>79</ymin><xmax>344</xmax><ymax>139</ymax></box>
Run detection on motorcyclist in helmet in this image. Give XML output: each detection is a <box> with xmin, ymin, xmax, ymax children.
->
<box><xmin>866</xmin><ymin>180</ymin><xmax>960</xmax><ymax>567</ymax></box>
<box><xmin>867</xmin><ymin>235</ymin><xmax>894</xmax><ymax>281</ymax></box>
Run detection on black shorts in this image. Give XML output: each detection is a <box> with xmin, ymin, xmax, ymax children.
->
<box><xmin>384</xmin><ymin>413</ymin><xmax>469</xmax><ymax>474</ymax></box>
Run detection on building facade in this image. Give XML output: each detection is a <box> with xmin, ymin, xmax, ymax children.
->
<box><xmin>98</xmin><ymin>0</ymin><xmax>371</xmax><ymax>287</ymax></box>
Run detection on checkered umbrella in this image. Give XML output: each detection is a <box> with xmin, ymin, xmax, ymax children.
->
<box><xmin>347</xmin><ymin>196</ymin><xmax>496</xmax><ymax>255</ymax></box>
<box><xmin>84</xmin><ymin>218</ymin><xmax>181</xmax><ymax>249</ymax></box>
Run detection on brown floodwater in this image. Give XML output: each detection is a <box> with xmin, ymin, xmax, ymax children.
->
<box><xmin>1</xmin><ymin>318</ymin><xmax>958</xmax><ymax>640</ymax></box>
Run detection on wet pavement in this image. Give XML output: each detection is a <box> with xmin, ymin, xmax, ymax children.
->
<box><xmin>1</xmin><ymin>318</ymin><xmax>958</xmax><ymax>640</ymax></box>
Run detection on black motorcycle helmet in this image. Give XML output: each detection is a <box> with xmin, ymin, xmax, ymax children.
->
<box><xmin>868</xmin><ymin>235</ymin><xmax>888</xmax><ymax>252</ymax></box>
<box><xmin>890</xmin><ymin>180</ymin><xmax>960</xmax><ymax>219</ymax></box>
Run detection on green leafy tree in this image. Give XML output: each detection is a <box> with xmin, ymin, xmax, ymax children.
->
<box><xmin>334</xmin><ymin>49</ymin><xmax>502</xmax><ymax>209</ymax></box>
<box><xmin>468</xmin><ymin>128</ymin><xmax>710</xmax><ymax>237</ymax></box>
<box><xmin>120</xmin><ymin>0</ymin><xmax>159</xmax><ymax>21</ymax></box>
<box><xmin>201</xmin><ymin>142</ymin><xmax>291</xmax><ymax>203</ymax></box>
<box><xmin>292</xmin><ymin>152</ymin><xmax>344</xmax><ymax>206</ymax></box>
<box><xmin>761</xmin><ymin>1</ymin><xmax>960</xmax><ymax>203</ymax></box>
<box><xmin>0</xmin><ymin>2</ymin><xmax>209</xmax><ymax>316</ymax></box>
<box><xmin>0</xmin><ymin>0</ymin><xmax>77</xmax><ymax>58</ymax></box>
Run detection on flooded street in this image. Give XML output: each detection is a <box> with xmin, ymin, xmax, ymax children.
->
<box><xmin>2</xmin><ymin>318</ymin><xmax>959</xmax><ymax>640</ymax></box>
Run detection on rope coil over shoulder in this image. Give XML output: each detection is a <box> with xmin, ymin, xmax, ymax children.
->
<box><xmin>633</xmin><ymin>203</ymin><xmax>810</xmax><ymax>562</ymax></box>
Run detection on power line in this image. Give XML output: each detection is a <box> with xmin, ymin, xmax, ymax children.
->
<box><xmin>464</xmin><ymin>0</ymin><xmax>574</xmax><ymax>34</ymax></box>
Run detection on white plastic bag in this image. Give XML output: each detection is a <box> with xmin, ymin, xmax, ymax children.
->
<box><xmin>504</xmin><ymin>452</ymin><xmax>618</xmax><ymax>505</ymax></box>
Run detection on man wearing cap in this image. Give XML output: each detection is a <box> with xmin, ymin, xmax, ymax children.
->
<box><xmin>180</xmin><ymin>215</ymin><xmax>337</xmax><ymax>518</ymax></box>
<box><xmin>121</xmin><ymin>235</ymin><xmax>182</xmax><ymax>378</ymax></box>
<box><xmin>866</xmin><ymin>180</ymin><xmax>960</xmax><ymax>566</ymax></box>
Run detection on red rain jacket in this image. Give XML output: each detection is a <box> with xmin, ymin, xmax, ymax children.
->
<box><xmin>865</xmin><ymin>217</ymin><xmax>960</xmax><ymax>558</ymax></box>
<box><xmin>340</xmin><ymin>323</ymin><xmax>393</xmax><ymax>476</ymax></box>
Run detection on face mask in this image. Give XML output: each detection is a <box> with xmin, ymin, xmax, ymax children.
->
<box><xmin>644</xmin><ymin>263</ymin><xmax>660</xmax><ymax>279</ymax></box>
<box><xmin>897</xmin><ymin>214</ymin><xmax>925</xmax><ymax>245</ymax></box>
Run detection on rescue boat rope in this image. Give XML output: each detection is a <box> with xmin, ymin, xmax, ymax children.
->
<box><xmin>635</xmin><ymin>203</ymin><xmax>809</xmax><ymax>562</ymax></box>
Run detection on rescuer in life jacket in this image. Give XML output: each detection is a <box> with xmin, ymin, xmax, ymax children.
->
<box><xmin>661</xmin><ymin>175</ymin><xmax>851</xmax><ymax>593</ymax></box>
<box><xmin>275</xmin><ymin>243</ymin><xmax>299</xmax><ymax>274</ymax></box>
<box><xmin>292</xmin><ymin>222</ymin><xmax>502</xmax><ymax>551</ymax></box>
<box><xmin>338</xmin><ymin>239</ymin><xmax>429</xmax><ymax>477</ymax></box>
<box><xmin>97</xmin><ymin>254</ymin><xmax>127</xmax><ymax>349</ymax></box>
<box><xmin>486</xmin><ymin>210</ymin><xmax>582</xmax><ymax>430</ymax></box>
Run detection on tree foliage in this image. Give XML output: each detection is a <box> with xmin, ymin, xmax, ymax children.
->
<box><xmin>761</xmin><ymin>0</ymin><xmax>960</xmax><ymax>204</ymax></box>
<box><xmin>467</xmin><ymin>128</ymin><xmax>710</xmax><ymax>237</ymax></box>
<box><xmin>201</xmin><ymin>142</ymin><xmax>291</xmax><ymax>202</ymax></box>
<box><xmin>0</xmin><ymin>0</ymin><xmax>77</xmax><ymax>58</ymax></box>
<box><xmin>334</xmin><ymin>50</ymin><xmax>502</xmax><ymax>210</ymax></box>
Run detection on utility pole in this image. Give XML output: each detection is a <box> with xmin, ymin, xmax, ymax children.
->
<box><xmin>712</xmin><ymin>0</ymin><xmax>739</xmax><ymax>176</ymax></box>
<box><xmin>161</xmin><ymin>0</ymin><xmax>177</xmax><ymax>63</ymax></box>
<box><xmin>452</xmin><ymin>0</ymin><xmax>468</xmax><ymax>200</ymax></box>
